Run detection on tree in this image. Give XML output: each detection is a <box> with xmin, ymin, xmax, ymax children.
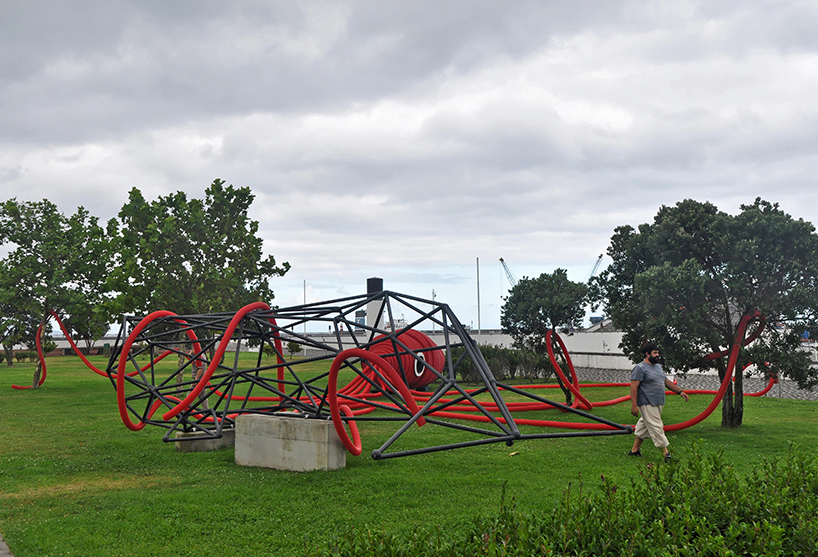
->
<box><xmin>501</xmin><ymin>268</ymin><xmax>588</xmax><ymax>403</ymax></box>
<box><xmin>0</xmin><ymin>311</ymin><xmax>37</xmax><ymax>367</ymax></box>
<box><xmin>593</xmin><ymin>198</ymin><xmax>818</xmax><ymax>427</ymax></box>
<box><xmin>286</xmin><ymin>341</ymin><xmax>303</xmax><ymax>357</ymax></box>
<box><xmin>106</xmin><ymin>180</ymin><xmax>290</xmax><ymax>317</ymax></box>
<box><xmin>0</xmin><ymin>259</ymin><xmax>39</xmax><ymax>366</ymax></box>
<box><xmin>0</xmin><ymin>200</ymin><xmax>110</xmax><ymax>386</ymax></box>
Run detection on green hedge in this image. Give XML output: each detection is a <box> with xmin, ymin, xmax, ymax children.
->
<box><xmin>13</xmin><ymin>350</ymin><xmax>37</xmax><ymax>363</ymax></box>
<box><xmin>449</xmin><ymin>345</ymin><xmax>554</xmax><ymax>383</ymax></box>
<box><xmin>319</xmin><ymin>446</ymin><xmax>817</xmax><ymax>556</ymax></box>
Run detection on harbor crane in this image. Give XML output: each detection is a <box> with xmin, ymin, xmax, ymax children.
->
<box><xmin>501</xmin><ymin>254</ymin><xmax>602</xmax><ymax>288</ymax></box>
<box><xmin>499</xmin><ymin>258</ymin><xmax>517</xmax><ymax>287</ymax></box>
<box><xmin>585</xmin><ymin>254</ymin><xmax>603</xmax><ymax>282</ymax></box>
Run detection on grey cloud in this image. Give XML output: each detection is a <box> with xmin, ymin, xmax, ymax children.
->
<box><xmin>1</xmin><ymin>1</ymin><xmax>644</xmax><ymax>145</ymax></box>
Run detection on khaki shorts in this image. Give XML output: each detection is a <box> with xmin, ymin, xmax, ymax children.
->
<box><xmin>634</xmin><ymin>404</ymin><xmax>669</xmax><ymax>448</ymax></box>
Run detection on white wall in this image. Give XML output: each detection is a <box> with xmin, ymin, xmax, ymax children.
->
<box><xmin>299</xmin><ymin>328</ymin><xmax>635</xmax><ymax>370</ymax></box>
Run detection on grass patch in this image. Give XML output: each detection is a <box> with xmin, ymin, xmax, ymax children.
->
<box><xmin>0</xmin><ymin>356</ymin><xmax>816</xmax><ymax>556</ymax></box>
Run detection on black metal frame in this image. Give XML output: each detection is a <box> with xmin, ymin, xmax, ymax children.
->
<box><xmin>105</xmin><ymin>290</ymin><xmax>633</xmax><ymax>459</ymax></box>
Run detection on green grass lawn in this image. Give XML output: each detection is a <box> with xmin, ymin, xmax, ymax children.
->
<box><xmin>1</xmin><ymin>356</ymin><xmax>816</xmax><ymax>556</ymax></box>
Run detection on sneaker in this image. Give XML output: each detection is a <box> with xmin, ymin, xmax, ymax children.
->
<box><xmin>626</xmin><ymin>450</ymin><xmax>642</xmax><ymax>457</ymax></box>
<box><xmin>664</xmin><ymin>452</ymin><xmax>673</xmax><ymax>462</ymax></box>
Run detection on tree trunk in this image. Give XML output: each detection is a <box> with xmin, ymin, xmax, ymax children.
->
<box><xmin>720</xmin><ymin>350</ymin><xmax>744</xmax><ymax>428</ymax></box>
<box><xmin>721</xmin><ymin>379</ymin><xmax>734</xmax><ymax>427</ymax></box>
<box><xmin>2</xmin><ymin>343</ymin><xmax>13</xmax><ymax>366</ymax></box>
<box><xmin>731</xmin><ymin>364</ymin><xmax>744</xmax><ymax>427</ymax></box>
<box><xmin>176</xmin><ymin>347</ymin><xmax>186</xmax><ymax>385</ymax></box>
<box><xmin>31</xmin><ymin>304</ymin><xmax>49</xmax><ymax>389</ymax></box>
<box><xmin>715</xmin><ymin>358</ymin><xmax>737</xmax><ymax>428</ymax></box>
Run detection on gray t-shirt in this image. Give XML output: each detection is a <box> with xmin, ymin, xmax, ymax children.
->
<box><xmin>631</xmin><ymin>361</ymin><xmax>667</xmax><ymax>407</ymax></box>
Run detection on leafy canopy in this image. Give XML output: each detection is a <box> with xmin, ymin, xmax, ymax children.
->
<box><xmin>501</xmin><ymin>268</ymin><xmax>588</xmax><ymax>354</ymax></box>
<box><xmin>593</xmin><ymin>198</ymin><xmax>818</xmax><ymax>396</ymax></box>
<box><xmin>0</xmin><ymin>199</ymin><xmax>110</xmax><ymax>339</ymax></box>
<box><xmin>107</xmin><ymin>179</ymin><xmax>290</xmax><ymax>315</ymax></box>
<box><xmin>0</xmin><ymin>199</ymin><xmax>110</xmax><ymax>378</ymax></box>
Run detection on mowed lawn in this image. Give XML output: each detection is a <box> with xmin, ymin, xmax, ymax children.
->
<box><xmin>1</xmin><ymin>355</ymin><xmax>816</xmax><ymax>556</ymax></box>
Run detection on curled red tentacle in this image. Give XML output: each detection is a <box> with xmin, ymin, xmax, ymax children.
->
<box><xmin>117</xmin><ymin>311</ymin><xmax>201</xmax><ymax>431</ymax></box>
<box><xmin>10</xmin><ymin>322</ymin><xmax>48</xmax><ymax>390</ymax></box>
<box><xmin>11</xmin><ymin>310</ymin><xmax>161</xmax><ymax>390</ymax></box>
<box><xmin>329</xmin><ymin>348</ymin><xmax>425</xmax><ymax>454</ymax></box>
<box><xmin>162</xmin><ymin>302</ymin><xmax>267</xmax><ymax>421</ymax></box>
<box><xmin>366</xmin><ymin>329</ymin><xmax>443</xmax><ymax>389</ymax></box>
<box><xmin>664</xmin><ymin>311</ymin><xmax>761</xmax><ymax>431</ymax></box>
<box><xmin>545</xmin><ymin>330</ymin><xmax>593</xmax><ymax>411</ymax></box>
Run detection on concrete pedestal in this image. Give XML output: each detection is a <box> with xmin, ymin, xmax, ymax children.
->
<box><xmin>175</xmin><ymin>429</ymin><xmax>235</xmax><ymax>453</ymax></box>
<box><xmin>235</xmin><ymin>414</ymin><xmax>346</xmax><ymax>471</ymax></box>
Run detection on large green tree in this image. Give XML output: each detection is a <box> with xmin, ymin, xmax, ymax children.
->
<box><xmin>106</xmin><ymin>179</ymin><xmax>290</xmax><ymax>316</ymax></box>
<box><xmin>593</xmin><ymin>198</ymin><xmax>818</xmax><ymax>427</ymax></box>
<box><xmin>0</xmin><ymin>259</ymin><xmax>39</xmax><ymax>365</ymax></box>
<box><xmin>501</xmin><ymin>269</ymin><xmax>588</xmax><ymax>403</ymax></box>
<box><xmin>0</xmin><ymin>200</ymin><xmax>110</xmax><ymax>385</ymax></box>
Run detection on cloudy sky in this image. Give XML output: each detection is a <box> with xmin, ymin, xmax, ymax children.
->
<box><xmin>2</xmin><ymin>0</ymin><xmax>818</xmax><ymax>329</ymax></box>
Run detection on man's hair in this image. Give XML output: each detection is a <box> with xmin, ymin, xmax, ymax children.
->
<box><xmin>641</xmin><ymin>342</ymin><xmax>660</xmax><ymax>355</ymax></box>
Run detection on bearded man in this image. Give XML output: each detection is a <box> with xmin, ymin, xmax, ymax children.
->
<box><xmin>626</xmin><ymin>342</ymin><xmax>689</xmax><ymax>461</ymax></box>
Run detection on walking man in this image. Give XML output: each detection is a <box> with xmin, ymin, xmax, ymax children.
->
<box><xmin>627</xmin><ymin>342</ymin><xmax>688</xmax><ymax>461</ymax></box>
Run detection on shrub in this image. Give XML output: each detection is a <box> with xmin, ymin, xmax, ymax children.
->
<box><xmin>14</xmin><ymin>351</ymin><xmax>27</xmax><ymax>363</ymax></box>
<box><xmin>448</xmin><ymin>345</ymin><xmax>554</xmax><ymax>383</ymax></box>
<box><xmin>317</xmin><ymin>445</ymin><xmax>818</xmax><ymax>556</ymax></box>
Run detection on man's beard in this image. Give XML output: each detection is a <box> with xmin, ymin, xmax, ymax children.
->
<box><xmin>648</xmin><ymin>356</ymin><xmax>660</xmax><ymax>364</ymax></box>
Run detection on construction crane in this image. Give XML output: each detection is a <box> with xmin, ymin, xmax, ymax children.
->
<box><xmin>585</xmin><ymin>254</ymin><xmax>603</xmax><ymax>282</ymax></box>
<box><xmin>499</xmin><ymin>258</ymin><xmax>517</xmax><ymax>287</ymax></box>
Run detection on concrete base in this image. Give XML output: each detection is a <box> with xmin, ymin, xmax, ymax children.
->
<box><xmin>235</xmin><ymin>414</ymin><xmax>346</xmax><ymax>472</ymax></box>
<box><xmin>175</xmin><ymin>429</ymin><xmax>235</xmax><ymax>453</ymax></box>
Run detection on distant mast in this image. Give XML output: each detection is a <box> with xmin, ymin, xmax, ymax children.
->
<box><xmin>476</xmin><ymin>257</ymin><xmax>481</xmax><ymax>336</ymax></box>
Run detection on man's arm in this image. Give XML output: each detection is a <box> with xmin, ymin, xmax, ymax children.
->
<box><xmin>665</xmin><ymin>378</ymin><xmax>690</xmax><ymax>401</ymax></box>
<box><xmin>630</xmin><ymin>380</ymin><xmax>640</xmax><ymax>416</ymax></box>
